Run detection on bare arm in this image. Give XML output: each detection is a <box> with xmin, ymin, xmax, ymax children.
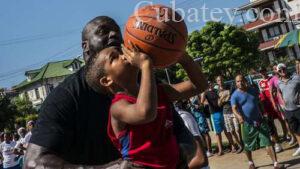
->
<box><xmin>163</xmin><ymin>53</ymin><xmax>207</xmax><ymax>102</ymax></box>
<box><xmin>111</xmin><ymin>46</ymin><xmax>157</xmax><ymax>125</ymax></box>
<box><xmin>188</xmin><ymin>136</ymin><xmax>208</xmax><ymax>169</ymax></box>
<box><xmin>24</xmin><ymin>143</ymin><xmax>65</xmax><ymax>169</ymax></box>
<box><xmin>232</xmin><ymin>105</ymin><xmax>244</xmax><ymax>124</ymax></box>
<box><xmin>268</xmin><ymin>83</ymin><xmax>278</xmax><ymax>112</ymax></box>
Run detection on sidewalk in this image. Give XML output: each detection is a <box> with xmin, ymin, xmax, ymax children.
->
<box><xmin>208</xmin><ymin>143</ymin><xmax>300</xmax><ymax>169</ymax></box>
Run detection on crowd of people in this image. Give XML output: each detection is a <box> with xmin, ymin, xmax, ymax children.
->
<box><xmin>0</xmin><ymin>15</ymin><xmax>299</xmax><ymax>169</ymax></box>
<box><xmin>0</xmin><ymin>121</ymin><xmax>34</xmax><ymax>169</ymax></box>
<box><xmin>172</xmin><ymin>60</ymin><xmax>300</xmax><ymax>169</ymax></box>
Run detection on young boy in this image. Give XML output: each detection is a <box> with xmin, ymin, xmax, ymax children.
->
<box><xmin>94</xmin><ymin>44</ymin><xmax>207</xmax><ymax>168</ymax></box>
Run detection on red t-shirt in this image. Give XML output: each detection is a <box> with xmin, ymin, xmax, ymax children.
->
<box><xmin>258</xmin><ymin>78</ymin><xmax>279</xmax><ymax>118</ymax></box>
<box><xmin>107</xmin><ymin>86</ymin><xmax>179</xmax><ymax>169</ymax></box>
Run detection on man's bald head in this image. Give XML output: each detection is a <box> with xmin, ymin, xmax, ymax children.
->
<box><xmin>81</xmin><ymin>16</ymin><xmax>122</xmax><ymax>62</ymax></box>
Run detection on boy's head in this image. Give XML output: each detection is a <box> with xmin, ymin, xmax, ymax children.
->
<box><xmin>86</xmin><ymin>47</ymin><xmax>138</xmax><ymax>94</ymax></box>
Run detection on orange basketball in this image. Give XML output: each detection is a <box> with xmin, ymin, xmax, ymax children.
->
<box><xmin>124</xmin><ymin>4</ymin><xmax>188</xmax><ymax>68</ymax></box>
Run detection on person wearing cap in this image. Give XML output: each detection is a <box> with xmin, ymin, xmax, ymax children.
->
<box><xmin>258</xmin><ymin>67</ymin><xmax>283</xmax><ymax>153</ymax></box>
<box><xmin>277</xmin><ymin>63</ymin><xmax>300</xmax><ymax>157</ymax></box>
<box><xmin>269</xmin><ymin>64</ymin><xmax>294</xmax><ymax>144</ymax></box>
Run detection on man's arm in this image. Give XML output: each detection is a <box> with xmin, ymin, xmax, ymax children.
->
<box><xmin>172</xmin><ymin>109</ymin><xmax>196</xmax><ymax>168</ymax></box>
<box><xmin>268</xmin><ymin>82</ymin><xmax>278</xmax><ymax>112</ymax></box>
<box><xmin>24</xmin><ymin>144</ymin><xmax>65</xmax><ymax>169</ymax></box>
<box><xmin>231</xmin><ymin>94</ymin><xmax>244</xmax><ymax>124</ymax></box>
<box><xmin>188</xmin><ymin>136</ymin><xmax>208</xmax><ymax>169</ymax></box>
<box><xmin>232</xmin><ymin>105</ymin><xmax>244</xmax><ymax>124</ymax></box>
<box><xmin>162</xmin><ymin>53</ymin><xmax>207</xmax><ymax>102</ymax></box>
<box><xmin>24</xmin><ymin>86</ymin><xmax>76</xmax><ymax>169</ymax></box>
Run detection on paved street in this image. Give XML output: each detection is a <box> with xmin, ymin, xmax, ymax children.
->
<box><xmin>209</xmin><ymin>143</ymin><xmax>300</xmax><ymax>169</ymax></box>
<box><xmin>208</xmin><ymin>119</ymin><xmax>300</xmax><ymax>169</ymax></box>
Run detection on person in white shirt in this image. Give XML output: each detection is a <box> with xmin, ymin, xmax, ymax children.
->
<box><xmin>22</xmin><ymin>121</ymin><xmax>34</xmax><ymax>148</ymax></box>
<box><xmin>0</xmin><ymin>133</ymin><xmax>20</xmax><ymax>169</ymax></box>
<box><xmin>175</xmin><ymin>100</ymin><xmax>210</xmax><ymax>169</ymax></box>
<box><xmin>13</xmin><ymin>128</ymin><xmax>27</xmax><ymax>169</ymax></box>
<box><xmin>0</xmin><ymin>132</ymin><xmax>4</xmax><ymax>169</ymax></box>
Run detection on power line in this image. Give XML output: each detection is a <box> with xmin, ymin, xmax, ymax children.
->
<box><xmin>0</xmin><ymin>43</ymin><xmax>80</xmax><ymax>79</ymax></box>
<box><xmin>0</xmin><ymin>28</ymin><xmax>80</xmax><ymax>46</ymax></box>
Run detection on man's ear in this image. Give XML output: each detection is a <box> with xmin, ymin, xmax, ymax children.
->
<box><xmin>99</xmin><ymin>76</ymin><xmax>113</xmax><ymax>87</ymax></box>
<box><xmin>82</xmin><ymin>41</ymin><xmax>89</xmax><ymax>51</ymax></box>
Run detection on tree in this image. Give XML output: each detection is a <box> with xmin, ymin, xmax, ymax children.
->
<box><xmin>185</xmin><ymin>21</ymin><xmax>262</xmax><ymax>80</ymax></box>
<box><xmin>12</xmin><ymin>96</ymin><xmax>36</xmax><ymax>115</ymax></box>
<box><xmin>0</xmin><ymin>95</ymin><xmax>17</xmax><ymax>131</ymax></box>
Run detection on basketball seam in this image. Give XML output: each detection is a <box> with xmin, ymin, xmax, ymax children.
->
<box><xmin>125</xmin><ymin>27</ymin><xmax>184</xmax><ymax>52</ymax></box>
<box><xmin>129</xmin><ymin>15</ymin><xmax>187</xmax><ymax>41</ymax></box>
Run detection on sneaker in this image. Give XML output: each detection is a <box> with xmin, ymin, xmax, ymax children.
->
<box><xmin>274</xmin><ymin>163</ymin><xmax>285</xmax><ymax>169</ymax></box>
<box><xmin>275</xmin><ymin>144</ymin><xmax>283</xmax><ymax>153</ymax></box>
<box><xmin>289</xmin><ymin>137</ymin><xmax>296</xmax><ymax>145</ymax></box>
<box><xmin>249</xmin><ymin>164</ymin><xmax>256</xmax><ymax>169</ymax></box>
<box><xmin>206</xmin><ymin>151</ymin><xmax>213</xmax><ymax>157</ymax></box>
<box><xmin>292</xmin><ymin>148</ymin><xmax>300</xmax><ymax>157</ymax></box>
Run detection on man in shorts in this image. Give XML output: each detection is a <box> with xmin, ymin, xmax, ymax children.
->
<box><xmin>277</xmin><ymin>63</ymin><xmax>300</xmax><ymax>156</ymax></box>
<box><xmin>216</xmin><ymin>76</ymin><xmax>243</xmax><ymax>153</ymax></box>
<box><xmin>231</xmin><ymin>75</ymin><xmax>284</xmax><ymax>169</ymax></box>
<box><xmin>190</xmin><ymin>96</ymin><xmax>213</xmax><ymax>157</ymax></box>
<box><xmin>201</xmin><ymin>81</ymin><xmax>224</xmax><ymax>156</ymax></box>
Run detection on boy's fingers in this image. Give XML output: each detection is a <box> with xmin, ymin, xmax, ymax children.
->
<box><xmin>121</xmin><ymin>45</ymin><xmax>133</xmax><ymax>57</ymax></box>
<box><xmin>128</xmin><ymin>41</ymin><xmax>138</xmax><ymax>53</ymax></box>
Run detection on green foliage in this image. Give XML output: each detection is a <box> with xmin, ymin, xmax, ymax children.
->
<box><xmin>0</xmin><ymin>95</ymin><xmax>17</xmax><ymax>131</ymax></box>
<box><xmin>0</xmin><ymin>95</ymin><xmax>38</xmax><ymax>131</ymax></box>
<box><xmin>185</xmin><ymin>21</ymin><xmax>262</xmax><ymax>80</ymax></box>
<box><xmin>12</xmin><ymin>96</ymin><xmax>36</xmax><ymax>114</ymax></box>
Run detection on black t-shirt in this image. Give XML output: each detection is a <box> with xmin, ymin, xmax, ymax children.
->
<box><xmin>30</xmin><ymin>67</ymin><xmax>120</xmax><ymax>165</ymax></box>
<box><xmin>204</xmin><ymin>89</ymin><xmax>223</xmax><ymax>113</ymax></box>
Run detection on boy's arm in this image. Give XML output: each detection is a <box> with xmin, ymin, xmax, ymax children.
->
<box><xmin>111</xmin><ymin>47</ymin><xmax>157</xmax><ymax>125</ymax></box>
<box><xmin>163</xmin><ymin>53</ymin><xmax>207</xmax><ymax>102</ymax></box>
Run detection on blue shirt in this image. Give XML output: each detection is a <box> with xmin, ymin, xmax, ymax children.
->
<box><xmin>231</xmin><ymin>87</ymin><xmax>262</xmax><ymax>124</ymax></box>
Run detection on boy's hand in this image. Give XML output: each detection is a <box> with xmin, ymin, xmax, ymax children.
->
<box><xmin>121</xmin><ymin>42</ymin><xmax>152</xmax><ymax>69</ymax></box>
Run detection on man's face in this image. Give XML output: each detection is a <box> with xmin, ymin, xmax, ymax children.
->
<box><xmin>273</xmin><ymin>65</ymin><xmax>278</xmax><ymax>74</ymax></box>
<box><xmin>235</xmin><ymin>75</ymin><xmax>246</xmax><ymax>90</ymax></box>
<box><xmin>4</xmin><ymin>134</ymin><xmax>11</xmax><ymax>142</ymax></box>
<box><xmin>260</xmin><ymin>70</ymin><xmax>268</xmax><ymax>78</ymax></box>
<box><xmin>84</xmin><ymin>21</ymin><xmax>122</xmax><ymax>62</ymax></box>
<box><xmin>278</xmin><ymin>68</ymin><xmax>287</xmax><ymax>77</ymax></box>
<box><xmin>27</xmin><ymin>123</ymin><xmax>33</xmax><ymax>131</ymax></box>
<box><xmin>216</xmin><ymin>76</ymin><xmax>223</xmax><ymax>86</ymax></box>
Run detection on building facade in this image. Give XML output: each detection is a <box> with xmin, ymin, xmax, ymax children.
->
<box><xmin>14</xmin><ymin>58</ymin><xmax>83</xmax><ymax>108</ymax></box>
<box><xmin>237</xmin><ymin>0</ymin><xmax>300</xmax><ymax>62</ymax></box>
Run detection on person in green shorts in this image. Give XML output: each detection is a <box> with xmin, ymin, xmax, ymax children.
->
<box><xmin>231</xmin><ymin>75</ymin><xmax>284</xmax><ymax>169</ymax></box>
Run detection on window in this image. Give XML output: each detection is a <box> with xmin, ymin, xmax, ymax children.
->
<box><xmin>35</xmin><ymin>88</ymin><xmax>40</xmax><ymax>99</ymax></box>
<box><xmin>268</xmin><ymin>26</ymin><xmax>281</xmax><ymax>38</ymax></box>
<box><xmin>48</xmin><ymin>84</ymin><xmax>54</xmax><ymax>92</ymax></box>
<box><xmin>72</xmin><ymin>62</ymin><xmax>80</xmax><ymax>71</ymax></box>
